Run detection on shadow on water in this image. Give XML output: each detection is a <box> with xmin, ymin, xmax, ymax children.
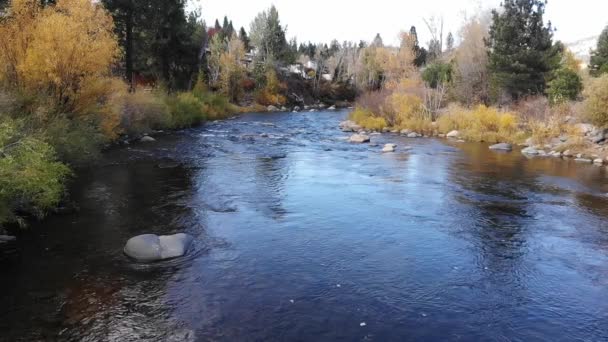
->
<box><xmin>1</xmin><ymin>110</ymin><xmax>608</xmax><ymax>341</ymax></box>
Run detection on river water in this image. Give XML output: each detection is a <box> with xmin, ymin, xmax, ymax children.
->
<box><xmin>1</xmin><ymin>110</ymin><xmax>608</xmax><ymax>341</ymax></box>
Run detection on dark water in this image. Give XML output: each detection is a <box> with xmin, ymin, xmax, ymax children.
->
<box><xmin>2</xmin><ymin>110</ymin><xmax>608</xmax><ymax>341</ymax></box>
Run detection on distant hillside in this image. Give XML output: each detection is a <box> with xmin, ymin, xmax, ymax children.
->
<box><xmin>566</xmin><ymin>36</ymin><xmax>599</xmax><ymax>64</ymax></box>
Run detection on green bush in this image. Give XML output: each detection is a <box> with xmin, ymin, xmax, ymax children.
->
<box><xmin>120</xmin><ymin>91</ymin><xmax>171</xmax><ymax>135</ymax></box>
<box><xmin>42</xmin><ymin>116</ymin><xmax>104</xmax><ymax>165</ymax></box>
<box><xmin>422</xmin><ymin>62</ymin><xmax>453</xmax><ymax>89</ymax></box>
<box><xmin>547</xmin><ymin>68</ymin><xmax>583</xmax><ymax>104</ymax></box>
<box><xmin>166</xmin><ymin>93</ymin><xmax>206</xmax><ymax>128</ymax></box>
<box><xmin>0</xmin><ymin>118</ymin><xmax>70</xmax><ymax>227</ymax></box>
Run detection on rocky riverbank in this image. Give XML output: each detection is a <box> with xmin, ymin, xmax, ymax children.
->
<box><xmin>339</xmin><ymin>119</ymin><xmax>608</xmax><ymax>166</ymax></box>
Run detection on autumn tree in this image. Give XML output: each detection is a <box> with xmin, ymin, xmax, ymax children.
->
<box><xmin>453</xmin><ymin>13</ymin><xmax>491</xmax><ymax>105</ymax></box>
<box><xmin>486</xmin><ymin>0</ymin><xmax>561</xmax><ymax>100</ymax></box>
<box><xmin>0</xmin><ymin>0</ymin><xmax>120</xmax><ymax>112</ymax></box>
<box><xmin>219</xmin><ymin>34</ymin><xmax>246</xmax><ymax>102</ymax></box>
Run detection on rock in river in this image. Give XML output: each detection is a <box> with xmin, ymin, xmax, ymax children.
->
<box><xmin>124</xmin><ymin>233</ymin><xmax>193</xmax><ymax>262</ymax></box>
<box><xmin>349</xmin><ymin>134</ymin><xmax>371</xmax><ymax>143</ymax></box>
<box><xmin>522</xmin><ymin>146</ymin><xmax>540</xmax><ymax>155</ymax></box>
<box><xmin>382</xmin><ymin>143</ymin><xmax>397</xmax><ymax>153</ymax></box>
<box><xmin>489</xmin><ymin>143</ymin><xmax>512</xmax><ymax>151</ymax></box>
<box><xmin>140</xmin><ymin>136</ymin><xmax>156</xmax><ymax>142</ymax></box>
<box><xmin>446</xmin><ymin>130</ymin><xmax>460</xmax><ymax>138</ymax></box>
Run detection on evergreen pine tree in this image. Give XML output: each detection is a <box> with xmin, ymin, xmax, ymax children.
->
<box><xmin>590</xmin><ymin>26</ymin><xmax>608</xmax><ymax>76</ymax></box>
<box><xmin>486</xmin><ymin>0</ymin><xmax>561</xmax><ymax>99</ymax></box>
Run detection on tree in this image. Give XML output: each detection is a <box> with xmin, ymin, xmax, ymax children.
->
<box><xmin>486</xmin><ymin>0</ymin><xmax>561</xmax><ymax>100</ymax></box>
<box><xmin>424</xmin><ymin>16</ymin><xmax>444</xmax><ymax>61</ymax></box>
<box><xmin>249</xmin><ymin>5</ymin><xmax>288</xmax><ymax>63</ymax></box>
<box><xmin>103</xmin><ymin>0</ymin><xmax>203</xmax><ymax>91</ymax></box>
<box><xmin>207</xmin><ymin>34</ymin><xmax>225</xmax><ymax>88</ymax></box>
<box><xmin>410</xmin><ymin>26</ymin><xmax>427</xmax><ymax>67</ymax></box>
<box><xmin>453</xmin><ymin>13</ymin><xmax>491</xmax><ymax>105</ymax></box>
<box><xmin>590</xmin><ymin>26</ymin><xmax>608</xmax><ymax>76</ymax></box>
<box><xmin>371</xmin><ymin>33</ymin><xmax>383</xmax><ymax>47</ymax></box>
<box><xmin>239</xmin><ymin>26</ymin><xmax>250</xmax><ymax>51</ymax></box>
<box><xmin>446</xmin><ymin>32</ymin><xmax>454</xmax><ymax>51</ymax></box>
<box><xmin>219</xmin><ymin>34</ymin><xmax>246</xmax><ymax>102</ymax></box>
<box><xmin>0</xmin><ymin>0</ymin><xmax>119</xmax><ymax>110</ymax></box>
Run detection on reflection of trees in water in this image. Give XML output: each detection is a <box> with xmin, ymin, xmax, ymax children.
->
<box><xmin>447</xmin><ymin>143</ymin><xmax>534</xmax><ymax>276</ymax></box>
<box><xmin>448</xmin><ymin>141</ymin><xmax>608</xmax><ymax>287</ymax></box>
<box><xmin>79</xmin><ymin>161</ymin><xmax>197</xmax><ymax>237</ymax></box>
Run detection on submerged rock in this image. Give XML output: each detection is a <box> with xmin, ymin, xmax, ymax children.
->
<box><xmin>339</xmin><ymin>120</ymin><xmax>362</xmax><ymax>132</ymax></box>
<box><xmin>349</xmin><ymin>134</ymin><xmax>371</xmax><ymax>143</ymax></box>
<box><xmin>382</xmin><ymin>143</ymin><xmax>397</xmax><ymax>153</ymax></box>
<box><xmin>522</xmin><ymin>146</ymin><xmax>540</xmax><ymax>155</ymax></box>
<box><xmin>489</xmin><ymin>143</ymin><xmax>512</xmax><ymax>151</ymax></box>
<box><xmin>124</xmin><ymin>233</ymin><xmax>193</xmax><ymax>262</ymax></box>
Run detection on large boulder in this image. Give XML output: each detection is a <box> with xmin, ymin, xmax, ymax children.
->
<box><xmin>489</xmin><ymin>143</ymin><xmax>512</xmax><ymax>151</ymax></box>
<box><xmin>446</xmin><ymin>130</ymin><xmax>460</xmax><ymax>138</ymax></box>
<box><xmin>124</xmin><ymin>233</ymin><xmax>193</xmax><ymax>262</ymax></box>
<box><xmin>349</xmin><ymin>134</ymin><xmax>370</xmax><ymax>143</ymax></box>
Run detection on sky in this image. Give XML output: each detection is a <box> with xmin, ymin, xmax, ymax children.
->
<box><xmin>189</xmin><ymin>0</ymin><xmax>608</xmax><ymax>46</ymax></box>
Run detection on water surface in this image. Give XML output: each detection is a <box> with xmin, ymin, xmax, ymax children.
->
<box><xmin>1</xmin><ymin>110</ymin><xmax>608</xmax><ymax>341</ymax></box>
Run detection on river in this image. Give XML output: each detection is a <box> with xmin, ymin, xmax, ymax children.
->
<box><xmin>1</xmin><ymin>109</ymin><xmax>608</xmax><ymax>341</ymax></box>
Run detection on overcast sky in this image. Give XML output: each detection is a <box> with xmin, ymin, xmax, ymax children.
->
<box><xmin>190</xmin><ymin>0</ymin><xmax>607</xmax><ymax>46</ymax></box>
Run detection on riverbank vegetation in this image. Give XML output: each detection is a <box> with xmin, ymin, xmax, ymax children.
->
<box><xmin>346</xmin><ymin>0</ymin><xmax>608</xmax><ymax>156</ymax></box>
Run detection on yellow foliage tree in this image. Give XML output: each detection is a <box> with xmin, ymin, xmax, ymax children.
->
<box><xmin>219</xmin><ymin>34</ymin><xmax>246</xmax><ymax>102</ymax></box>
<box><xmin>0</xmin><ymin>0</ymin><xmax>121</xmax><ymax>136</ymax></box>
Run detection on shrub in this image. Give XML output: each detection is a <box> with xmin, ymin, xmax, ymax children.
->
<box><xmin>42</xmin><ymin>116</ymin><xmax>104</xmax><ymax>165</ymax></box>
<box><xmin>120</xmin><ymin>91</ymin><xmax>170</xmax><ymax>135</ymax></box>
<box><xmin>350</xmin><ymin>108</ymin><xmax>387</xmax><ymax>131</ymax></box>
<box><xmin>166</xmin><ymin>93</ymin><xmax>205</xmax><ymax>128</ymax></box>
<box><xmin>438</xmin><ymin>104</ymin><xmax>520</xmax><ymax>143</ymax></box>
<box><xmin>255</xmin><ymin>69</ymin><xmax>287</xmax><ymax>106</ymax></box>
<box><xmin>582</xmin><ymin>74</ymin><xmax>608</xmax><ymax>128</ymax></box>
<box><xmin>0</xmin><ymin>118</ymin><xmax>70</xmax><ymax>227</ymax></box>
<box><xmin>193</xmin><ymin>90</ymin><xmax>233</xmax><ymax>120</ymax></box>
<box><xmin>547</xmin><ymin>68</ymin><xmax>583</xmax><ymax>104</ymax></box>
<box><xmin>422</xmin><ymin>62</ymin><xmax>453</xmax><ymax>89</ymax></box>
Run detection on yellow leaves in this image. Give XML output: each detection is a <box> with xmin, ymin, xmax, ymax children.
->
<box><xmin>350</xmin><ymin>108</ymin><xmax>387</xmax><ymax>131</ymax></box>
<box><xmin>0</xmin><ymin>0</ymin><xmax>119</xmax><ymax>110</ymax></box>
<box><xmin>437</xmin><ymin>105</ymin><xmax>520</xmax><ymax>143</ymax></box>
